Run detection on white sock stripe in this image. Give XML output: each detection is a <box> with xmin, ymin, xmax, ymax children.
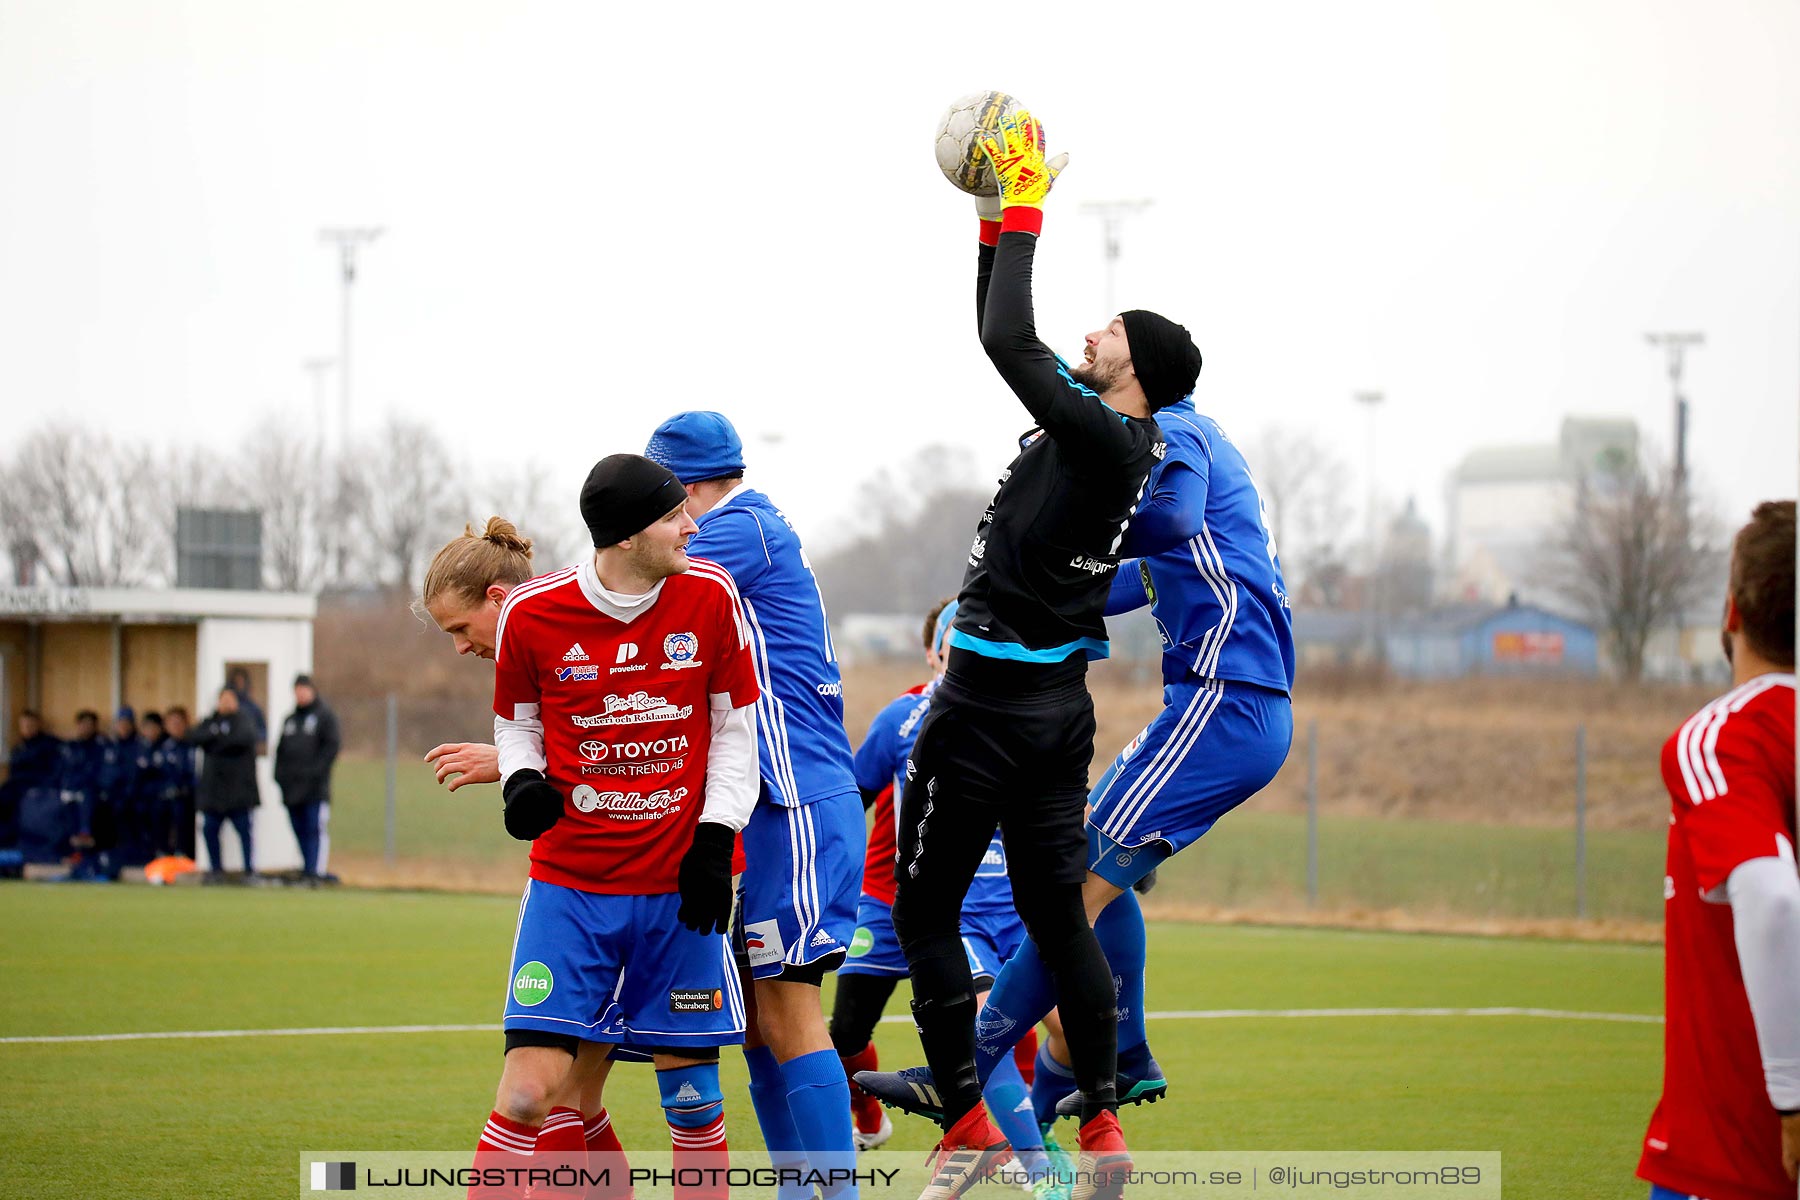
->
<box><xmin>481</xmin><ymin>1125</ymin><xmax>536</xmax><ymax>1153</ymax></box>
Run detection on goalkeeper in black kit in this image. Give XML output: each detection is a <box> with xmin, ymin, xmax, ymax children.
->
<box><xmin>858</xmin><ymin>111</ymin><xmax>1202</xmax><ymax>1200</ymax></box>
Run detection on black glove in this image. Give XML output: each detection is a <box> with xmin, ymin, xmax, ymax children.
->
<box><xmin>676</xmin><ymin>821</ymin><xmax>736</xmax><ymax>935</ymax></box>
<box><xmin>502</xmin><ymin>769</ymin><xmax>564</xmax><ymax>841</ymax></box>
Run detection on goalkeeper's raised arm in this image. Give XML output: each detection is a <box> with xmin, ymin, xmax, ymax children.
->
<box><xmin>969</xmin><ymin>112</ymin><xmax>1200</xmax><ymax>471</ymax></box>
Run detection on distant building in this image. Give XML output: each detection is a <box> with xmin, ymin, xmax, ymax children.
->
<box><xmin>1444</xmin><ymin>416</ymin><xmax>1638</xmax><ymax>608</ymax></box>
<box><xmin>1382</xmin><ymin>601</ymin><xmax>1599</xmax><ymax>678</ymax></box>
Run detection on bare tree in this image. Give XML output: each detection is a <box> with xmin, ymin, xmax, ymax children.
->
<box><xmin>814</xmin><ymin>443</ymin><xmax>989</xmax><ymax>616</ymax></box>
<box><xmin>234</xmin><ymin>420</ymin><xmax>325</xmax><ymax>591</ymax></box>
<box><xmin>0</xmin><ymin>427</ymin><xmax>170</xmax><ymax>586</ymax></box>
<box><xmin>1247</xmin><ymin>425</ymin><xmax>1355</xmax><ymax>604</ymax></box>
<box><xmin>1537</xmin><ymin>457</ymin><xmax>1719</xmax><ymax>682</ymax></box>
<box><xmin>344</xmin><ymin>417</ymin><xmax>467</xmax><ymax>592</ymax></box>
<box><xmin>482</xmin><ymin>464</ymin><xmax>586</xmax><ymax>573</ymax></box>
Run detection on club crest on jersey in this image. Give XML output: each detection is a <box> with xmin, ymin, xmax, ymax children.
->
<box><xmin>661</xmin><ymin>632</ymin><xmax>701</xmax><ymax>670</ymax></box>
<box><xmin>562</xmin><ymin>643</ymin><xmax>589</xmax><ymax>662</ymax></box>
<box><xmin>557</xmin><ymin>665</ymin><xmax>600</xmax><ymax>682</ymax></box>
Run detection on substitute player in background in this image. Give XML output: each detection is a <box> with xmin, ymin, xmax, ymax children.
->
<box><xmin>646</xmin><ymin>411</ymin><xmax>864</xmax><ymax>1200</ymax></box>
<box><xmin>1638</xmin><ymin>499</ymin><xmax>1798</xmax><ymax>1200</ymax></box>
<box><xmin>864</xmin><ymin>109</ymin><xmax>1198</xmax><ymax>1200</ymax></box>
<box><xmin>475</xmin><ymin>458</ymin><xmax>762</xmax><ymax>1200</ymax></box>
<box><xmin>838</xmin><ymin>600</ymin><xmax>1063</xmax><ymax>1198</ymax></box>
<box><xmin>959</xmin><ymin>391</ymin><xmax>1296</xmax><ymax>1124</ymax></box>
<box><xmin>420</xmin><ymin>519</ymin><xmax>639</xmax><ymax>1179</ymax></box>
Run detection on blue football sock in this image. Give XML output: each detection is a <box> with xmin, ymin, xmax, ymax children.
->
<box><xmin>779</xmin><ymin>1048</ymin><xmax>858</xmax><ymax>1200</ymax></box>
<box><xmin>1029</xmin><ymin>1043</ymin><xmax>1076</xmax><ymax>1126</ymax></box>
<box><xmin>1096</xmin><ymin>887</ymin><xmax>1150</xmax><ymax>1052</ymax></box>
<box><xmin>973</xmin><ymin>938</ymin><xmax>1058</xmax><ymax>1086</ymax></box>
<box><xmin>745</xmin><ymin>1046</ymin><xmax>811</xmax><ymax>1200</ymax></box>
<box><xmin>984</xmin><ymin>1049</ymin><xmax>1047</xmax><ymax>1177</ymax></box>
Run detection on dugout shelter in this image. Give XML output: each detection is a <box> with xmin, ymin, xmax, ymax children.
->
<box><xmin>0</xmin><ymin>584</ymin><xmax>317</xmax><ymax>872</ymax></box>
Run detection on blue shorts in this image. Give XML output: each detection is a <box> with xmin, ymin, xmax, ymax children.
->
<box><xmin>734</xmin><ymin>789</ymin><xmax>863</xmax><ymax>980</ymax></box>
<box><xmin>1088</xmin><ymin>678</ymin><xmax>1292</xmax><ymax>890</ymax></box>
<box><xmin>840</xmin><ymin>895</ymin><xmax>908</xmax><ymax>977</ymax></box>
<box><xmin>838</xmin><ymin>895</ymin><xmax>1025</xmax><ymax>988</ymax></box>
<box><xmin>503</xmin><ymin>880</ymin><xmax>745</xmax><ymax>1048</ymax></box>
<box><xmin>1648</xmin><ymin>1188</ymin><xmax>1709</xmax><ymax>1200</ymax></box>
<box><xmin>959</xmin><ymin>907</ymin><xmax>1026</xmax><ymax>987</ymax></box>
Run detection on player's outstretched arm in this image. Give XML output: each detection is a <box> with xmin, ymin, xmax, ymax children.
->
<box><xmin>425</xmin><ymin>742</ymin><xmax>501</xmax><ymax>791</ymax></box>
<box><xmin>1104</xmin><ymin>560</ymin><xmax>1151</xmax><ymax>617</ymax></box>
<box><xmin>975</xmin><ymin>113</ymin><xmax>1138</xmax><ymax>464</ymax></box>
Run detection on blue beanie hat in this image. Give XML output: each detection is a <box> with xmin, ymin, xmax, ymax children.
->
<box><xmin>645</xmin><ymin>411</ymin><xmax>746</xmax><ymax>485</ymax></box>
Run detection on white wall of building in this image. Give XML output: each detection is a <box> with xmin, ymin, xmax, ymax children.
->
<box><xmin>193</xmin><ymin>615</ymin><xmax>315</xmax><ymax>872</ymax></box>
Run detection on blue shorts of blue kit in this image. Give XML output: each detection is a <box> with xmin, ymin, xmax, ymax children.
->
<box><xmin>839</xmin><ymin>894</ymin><xmax>909</xmax><ymax>977</ymax></box>
<box><xmin>959</xmin><ymin>906</ymin><xmax>1026</xmax><ymax>987</ymax></box>
<box><xmin>1648</xmin><ymin>1188</ymin><xmax>1710</xmax><ymax>1200</ymax></box>
<box><xmin>838</xmin><ymin>895</ymin><xmax>1025</xmax><ymax>988</ymax></box>
<box><xmin>1088</xmin><ymin>677</ymin><xmax>1293</xmax><ymax>890</ymax></box>
<box><xmin>503</xmin><ymin>880</ymin><xmax>744</xmax><ymax>1048</ymax></box>
<box><xmin>734</xmin><ymin>788</ymin><xmax>863</xmax><ymax>981</ymax></box>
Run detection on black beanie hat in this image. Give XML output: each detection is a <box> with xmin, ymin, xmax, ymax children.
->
<box><xmin>1120</xmin><ymin>310</ymin><xmax>1203</xmax><ymax>410</ymax></box>
<box><xmin>580</xmin><ymin>454</ymin><xmax>690</xmax><ymax>548</ymax></box>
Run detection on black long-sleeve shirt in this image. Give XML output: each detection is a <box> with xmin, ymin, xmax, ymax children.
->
<box><xmin>950</xmin><ymin>230</ymin><xmax>1165</xmax><ymax>664</ymax></box>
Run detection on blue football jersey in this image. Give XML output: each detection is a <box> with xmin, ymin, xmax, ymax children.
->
<box><xmin>1116</xmin><ymin>400</ymin><xmax>1296</xmax><ymax>693</ymax></box>
<box><xmin>855</xmin><ymin>683</ymin><xmax>1013</xmax><ymax>914</ymax></box>
<box><xmin>688</xmin><ymin>484</ymin><xmax>859</xmax><ymax>807</ymax></box>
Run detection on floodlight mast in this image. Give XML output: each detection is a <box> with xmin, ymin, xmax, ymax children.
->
<box><xmin>1080</xmin><ymin>201</ymin><xmax>1152</xmax><ymax>318</ymax></box>
<box><xmin>1644</xmin><ymin>331</ymin><xmax>1704</xmax><ymax>495</ymax></box>
<box><xmin>319</xmin><ymin>227</ymin><xmax>383</xmax><ymax>455</ymax></box>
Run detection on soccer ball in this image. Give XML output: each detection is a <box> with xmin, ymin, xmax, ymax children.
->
<box><xmin>933</xmin><ymin>91</ymin><xmax>1019</xmax><ymax>197</ymax></box>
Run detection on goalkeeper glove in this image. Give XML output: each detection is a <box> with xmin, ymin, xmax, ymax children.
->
<box><xmin>502</xmin><ymin>769</ymin><xmax>564</xmax><ymax>841</ymax></box>
<box><xmin>976</xmin><ymin>110</ymin><xmax>1066</xmax><ymax>236</ymax></box>
<box><xmin>974</xmin><ymin>152</ymin><xmax>1068</xmax><ymax>223</ymax></box>
<box><xmin>676</xmin><ymin>821</ymin><xmax>736</xmax><ymax>935</ymax></box>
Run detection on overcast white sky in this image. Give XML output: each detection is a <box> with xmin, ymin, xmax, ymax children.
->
<box><xmin>1</xmin><ymin>0</ymin><xmax>1795</xmax><ymax>554</ymax></box>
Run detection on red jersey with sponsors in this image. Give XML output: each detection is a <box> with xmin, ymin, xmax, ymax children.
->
<box><xmin>493</xmin><ymin>559</ymin><xmax>759</xmax><ymax>895</ymax></box>
<box><xmin>861</xmin><ymin>682</ymin><xmax>928</xmax><ymax>906</ymax></box>
<box><xmin>1639</xmin><ymin>673</ymin><xmax>1796</xmax><ymax>1200</ymax></box>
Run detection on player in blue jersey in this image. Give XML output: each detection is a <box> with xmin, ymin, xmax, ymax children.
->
<box><xmin>646</xmin><ymin>411</ymin><xmax>864</xmax><ymax>1200</ymax></box>
<box><xmin>836</xmin><ymin>601</ymin><xmax>1067</xmax><ymax>1197</ymax></box>
<box><xmin>864</xmin><ymin>394</ymin><xmax>1295</xmax><ymax>1128</ymax></box>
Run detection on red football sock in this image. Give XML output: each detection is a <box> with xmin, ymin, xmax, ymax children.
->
<box><xmin>842</xmin><ymin>1041</ymin><xmax>882</xmax><ymax>1129</ymax></box>
<box><xmin>584</xmin><ymin>1108</ymin><xmax>632</xmax><ymax>1200</ymax></box>
<box><xmin>469</xmin><ymin>1110</ymin><xmax>537</xmax><ymax>1200</ymax></box>
<box><xmin>526</xmin><ymin>1108</ymin><xmax>587</xmax><ymax>1199</ymax></box>
<box><xmin>1014</xmin><ymin>1028</ymin><xmax>1039</xmax><ymax>1088</ymax></box>
<box><xmin>668</xmin><ymin>1112</ymin><xmax>728</xmax><ymax>1200</ymax></box>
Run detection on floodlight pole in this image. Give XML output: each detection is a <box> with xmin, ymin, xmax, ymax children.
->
<box><xmin>302</xmin><ymin>357</ymin><xmax>335</xmax><ymax>453</ymax></box>
<box><xmin>320</xmin><ymin>227</ymin><xmax>383</xmax><ymax>456</ymax></box>
<box><xmin>1644</xmin><ymin>332</ymin><xmax>1704</xmax><ymax>496</ymax></box>
<box><xmin>1080</xmin><ymin>201</ymin><xmax>1152</xmax><ymax>317</ymax></box>
<box><xmin>1354</xmin><ymin>390</ymin><xmax>1385</xmax><ymax>661</ymax></box>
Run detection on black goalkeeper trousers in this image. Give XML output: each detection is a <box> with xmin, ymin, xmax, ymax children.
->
<box><xmin>891</xmin><ymin>652</ymin><xmax>1118</xmax><ymax>1127</ymax></box>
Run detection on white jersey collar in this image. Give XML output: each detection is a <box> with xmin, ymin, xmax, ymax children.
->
<box><xmin>576</xmin><ymin>555</ymin><xmax>665</xmax><ymax>625</ymax></box>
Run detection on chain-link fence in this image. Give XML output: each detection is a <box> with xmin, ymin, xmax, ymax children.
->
<box><xmin>315</xmin><ymin>666</ymin><xmax>1683</xmax><ymax>930</ymax></box>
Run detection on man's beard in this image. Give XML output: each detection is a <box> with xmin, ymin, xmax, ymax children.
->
<box><xmin>1069</xmin><ymin>357</ymin><xmax>1126</xmax><ymax>394</ymax></box>
<box><xmin>625</xmin><ymin>539</ymin><xmax>687</xmax><ymax>582</ymax></box>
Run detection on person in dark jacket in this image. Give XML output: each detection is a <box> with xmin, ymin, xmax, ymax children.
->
<box><xmin>273</xmin><ymin>674</ymin><xmax>340</xmax><ymax>880</ymax></box>
<box><xmin>3</xmin><ymin>710</ymin><xmax>60</xmax><ymax>848</ymax></box>
<box><xmin>158</xmin><ymin>707</ymin><xmax>198</xmax><ymax>858</ymax></box>
<box><xmin>227</xmin><ymin>667</ymin><xmax>268</xmax><ymax>746</ymax></box>
<box><xmin>91</xmin><ymin>706</ymin><xmax>149</xmax><ymax>876</ymax></box>
<box><xmin>56</xmin><ymin>710</ymin><xmax>106</xmax><ymax>865</ymax></box>
<box><xmin>189</xmin><ymin>687</ymin><xmax>260</xmax><ymax>876</ymax></box>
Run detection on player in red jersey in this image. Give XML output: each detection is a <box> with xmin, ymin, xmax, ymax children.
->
<box><xmin>469</xmin><ymin>457</ymin><xmax>763</xmax><ymax>1200</ymax></box>
<box><xmin>1639</xmin><ymin>499</ymin><xmax>1799</xmax><ymax>1200</ymax></box>
<box><xmin>419</xmin><ymin>518</ymin><xmax>646</xmax><ymax>1184</ymax></box>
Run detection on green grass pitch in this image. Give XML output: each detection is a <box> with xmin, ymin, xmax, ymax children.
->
<box><xmin>0</xmin><ymin>886</ymin><xmax>1662</xmax><ymax>1199</ymax></box>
